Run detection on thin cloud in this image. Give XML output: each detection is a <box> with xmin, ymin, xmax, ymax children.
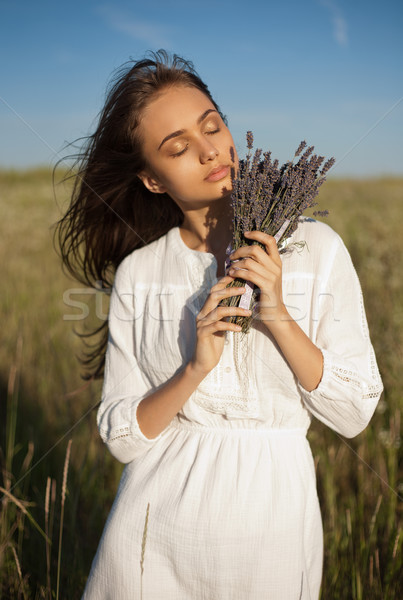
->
<box><xmin>318</xmin><ymin>0</ymin><xmax>348</xmax><ymax>47</ymax></box>
<box><xmin>54</xmin><ymin>50</ymin><xmax>76</xmax><ymax>65</ymax></box>
<box><xmin>333</xmin><ymin>14</ymin><xmax>348</xmax><ymax>47</ymax></box>
<box><xmin>96</xmin><ymin>5</ymin><xmax>173</xmax><ymax>48</ymax></box>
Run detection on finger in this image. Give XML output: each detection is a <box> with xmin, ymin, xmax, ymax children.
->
<box><xmin>228</xmin><ymin>265</ymin><xmax>280</xmax><ymax>294</ymax></box>
<box><xmin>228</xmin><ymin>256</ymin><xmax>279</xmax><ymax>281</ymax></box>
<box><xmin>197</xmin><ymin>305</ymin><xmax>252</xmax><ymax>327</ymax></box>
<box><xmin>198</xmin><ymin>301</ymin><xmax>252</xmax><ymax>323</ymax></box>
<box><xmin>196</xmin><ymin>288</ymin><xmax>251</xmax><ymax>320</ymax></box>
<box><xmin>216</xmin><ymin>274</ymin><xmax>238</xmax><ymax>287</ymax></box>
<box><xmin>197</xmin><ymin>284</ymin><xmax>246</xmax><ymax>320</ymax></box>
<box><xmin>208</xmin><ymin>275</ymin><xmax>238</xmax><ymax>295</ymax></box>
<box><xmin>214</xmin><ymin>305</ymin><xmax>253</xmax><ymax>319</ymax></box>
<box><xmin>197</xmin><ymin>319</ymin><xmax>242</xmax><ymax>335</ymax></box>
<box><xmin>209</xmin><ymin>284</ymin><xmax>246</xmax><ymax>304</ymax></box>
<box><xmin>228</xmin><ymin>243</ymin><xmax>266</xmax><ymax>262</ymax></box>
<box><xmin>243</xmin><ymin>231</ymin><xmax>282</xmax><ymax>266</ymax></box>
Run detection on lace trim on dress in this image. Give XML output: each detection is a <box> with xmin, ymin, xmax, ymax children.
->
<box><xmin>99</xmin><ymin>401</ymin><xmax>165</xmax><ymax>444</ymax></box>
<box><xmin>329</xmin><ymin>349</ymin><xmax>383</xmax><ymax>402</ymax></box>
<box><xmin>100</xmin><ymin>424</ymin><xmax>131</xmax><ymax>442</ymax></box>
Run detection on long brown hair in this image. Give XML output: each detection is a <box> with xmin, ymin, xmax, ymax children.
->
<box><xmin>53</xmin><ymin>49</ymin><xmax>227</xmax><ymax>381</ymax></box>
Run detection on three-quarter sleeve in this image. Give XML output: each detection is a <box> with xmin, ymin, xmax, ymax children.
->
<box><xmin>97</xmin><ymin>260</ymin><xmax>164</xmax><ymax>463</ymax></box>
<box><xmin>298</xmin><ymin>235</ymin><xmax>383</xmax><ymax>438</ymax></box>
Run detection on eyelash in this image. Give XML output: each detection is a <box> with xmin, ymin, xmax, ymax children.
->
<box><xmin>171</xmin><ymin>128</ymin><xmax>220</xmax><ymax>158</ymax></box>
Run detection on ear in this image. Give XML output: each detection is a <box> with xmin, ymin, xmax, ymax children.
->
<box><xmin>137</xmin><ymin>171</ymin><xmax>167</xmax><ymax>194</ymax></box>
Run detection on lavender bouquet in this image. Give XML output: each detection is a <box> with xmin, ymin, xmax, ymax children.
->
<box><xmin>221</xmin><ymin>131</ymin><xmax>335</xmax><ymax>333</ymax></box>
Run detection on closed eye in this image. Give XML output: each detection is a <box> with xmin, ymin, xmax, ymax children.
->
<box><xmin>171</xmin><ymin>145</ymin><xmax>188</xmax><ymax>158</ymax></box>
<box><xmin>171</xmin><ymin>128</ymin><xmax>221</xmax><ymax>158</ymax></box>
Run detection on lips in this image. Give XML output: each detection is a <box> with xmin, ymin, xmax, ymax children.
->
<box><xmin>205</xmin><ymin>165</ymin><xmax>230</xmax><ymax>182</ymax></box>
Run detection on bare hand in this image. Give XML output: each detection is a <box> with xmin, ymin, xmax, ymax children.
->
<box><xmin>190</xmin><ymin>275</ymin><xmax>252</xmax><ymax>376</ymax></box>
<box><xmin>227</xmin><ymin>230</ymin><xmax>290</xmax><ymax>329</ymax></box>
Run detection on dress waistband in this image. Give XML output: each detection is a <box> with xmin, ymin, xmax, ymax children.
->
<box><xmin>168</xmin><ymin>419</ymin><xmax>308</xmax><ymax>437</ymax></box>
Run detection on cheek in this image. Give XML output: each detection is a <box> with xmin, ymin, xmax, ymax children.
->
<box><xmin>172</xmin><ymin>149</ymin><xmax>204</xmax><ymax>176</ymax></box>
<box><xmin>155</xmin><ymin>161</ymin><xmax>196</xmax><ymax>197</ymax></box>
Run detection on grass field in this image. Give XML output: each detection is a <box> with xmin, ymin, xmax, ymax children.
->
<box><xmin>0</xmin><ymin>168</ymin><xmax>402</xmax><ymax>598</ymax></box>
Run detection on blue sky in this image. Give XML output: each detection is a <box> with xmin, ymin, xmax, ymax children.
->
<box><xmin>1</xmin><ymin>0</ymin><xmax>402</xmax><ymax>176</ymax></box>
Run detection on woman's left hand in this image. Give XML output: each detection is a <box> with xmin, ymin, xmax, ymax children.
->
<box><xmin>227</xmin><ymin>230</ymin><xmax>290</xmax><ymax>329</ymax></box>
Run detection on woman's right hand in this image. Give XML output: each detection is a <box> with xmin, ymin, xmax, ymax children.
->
<box><xmin>189</xmin><ymin>275</ymin><xmax>252</xmax><ymax>376</ymax></box>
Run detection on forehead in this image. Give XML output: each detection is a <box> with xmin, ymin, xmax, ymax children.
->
<box><xmin>140</xmin><ymin>85</ymin><xmax>216</xmax><ymax>137</ymax></box>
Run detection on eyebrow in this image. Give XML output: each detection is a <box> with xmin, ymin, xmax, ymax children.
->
<box><xmin>157</xmin><ymin>109</ymin><xmax>218</xmax><ymax>150</ymax></box>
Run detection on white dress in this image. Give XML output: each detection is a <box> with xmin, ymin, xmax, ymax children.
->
<box><xmin>82</xmin><ymin>218</ymin><xmax>383</xmax><ymax>600</ymax></box>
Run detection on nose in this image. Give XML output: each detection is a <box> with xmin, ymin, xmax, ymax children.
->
<box><xmin>199</xmin><ymin>137</ymin><xmax>219</xmax><ymax>164</ymax></box>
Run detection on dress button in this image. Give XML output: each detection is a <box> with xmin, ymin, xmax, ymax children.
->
<box><xmin>224</xmin><ymin>338</ymin><xmax>230</xmax><ymax>345</ymax></box>
<box><xmin>225</xmin><ymin>366</ymin><xmax>232</xmax><ymax>373</ymax></box>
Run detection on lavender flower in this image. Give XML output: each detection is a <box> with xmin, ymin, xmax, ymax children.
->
<box><xmin>320</xmin><ymin>157</ymin><xmax>336</xmax><ymax>177</ymax></box>
<box><xmin>246</xmin><ymin>131</ymin><xmax>254</xmax><ymax>150</ymax></box>
<box><xmin>221</xmin><ymin>132</ymin><xmax>335</xmax><ymax>333</ymax></box>
<box><xmin>295</xmin><ymin>140</ymin><xmax>307</xmax><ymax>156</ymax></box>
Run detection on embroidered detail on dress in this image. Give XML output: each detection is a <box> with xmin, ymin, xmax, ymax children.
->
<box><xmin>107</xmin><ymin>425</ymin><xmax>131</xmax><ymax>441</ymax></box>
<box><xmin>110</xmin><ymin>433</ymin><xmax>132</xmax><ymax>440</ymax></box>
<box><xmin>330</xmin><ymin>361</ymin><xmax>383</xmax><ymax>401</ymax></box>
<box><xmin>331</xmin><ymin>366</ymin><xmax>363</xmax><ymax>389</ymax></box>
<box><xmin>194</xmin><ymin>386</ymin><xmax>260</xmax><ymax>417</ymax></box>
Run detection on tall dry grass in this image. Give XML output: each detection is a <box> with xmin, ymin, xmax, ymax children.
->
<box><xmin>0</xmin><ymin>169</ymin><xmax>402</xmax><ymax>598</ymax></box>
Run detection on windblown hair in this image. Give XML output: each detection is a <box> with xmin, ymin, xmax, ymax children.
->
<box><xmin>53</xmin><ymin>49</ymin><xmax>227</xmax><ymax>381</ymax></box>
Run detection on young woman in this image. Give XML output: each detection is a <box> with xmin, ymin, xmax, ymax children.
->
<box><xmin>55</xmin><ymin>50</ymin><xmax>383</xmax><ymax>599</ymax></box>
